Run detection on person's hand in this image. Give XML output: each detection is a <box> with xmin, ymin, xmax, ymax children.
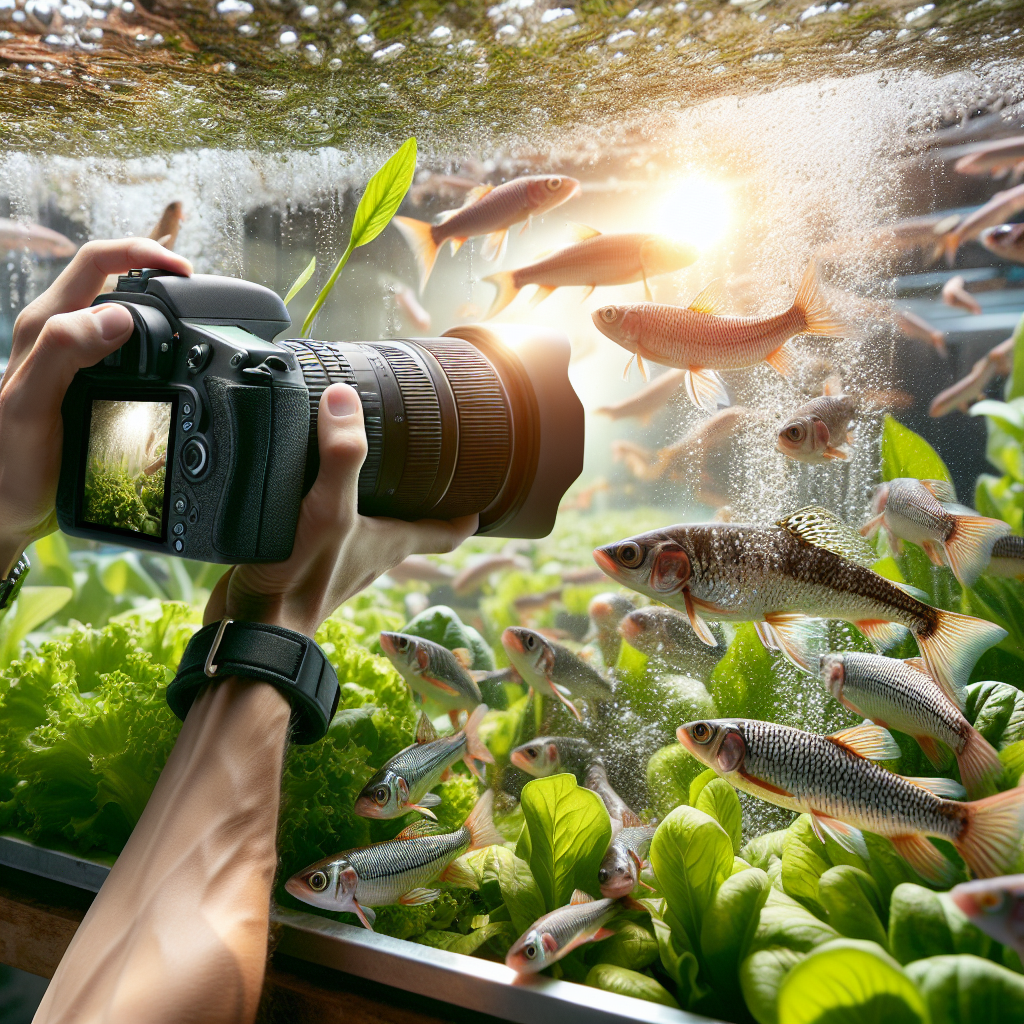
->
<box><xmin>204</xmin><ymin>382</ymin><xmax>477</xmax><ymax>637</ymax></box>
<box><xmin>0</xmin><ymin>238</ymin><xmax>192</xmax><ymax>572</ymax></box>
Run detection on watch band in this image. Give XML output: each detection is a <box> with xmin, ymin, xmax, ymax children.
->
<box><xmin>0</xmin><ymin>553</ymin><xmax>30</xmax><ymax>611</ymax></box>
<box><xmin>167</xmin><ymin>619</ymin><xmax>340</xmax><ymax>744</ymax></box>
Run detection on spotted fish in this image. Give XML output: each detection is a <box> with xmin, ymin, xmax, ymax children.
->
<box><xmin>598</xmin><ymin>812</ymin><xmax>657</xmax><ymax>898</ymax></box>
<box><xmin>379</xmin><ymin>632</ymin><xmax>482</xmax><ymax>723</ymax></box>
<box><xmin>776</xmin><ymin>376</ymin><xmax>858</xmax><ymax>464</ymax></box>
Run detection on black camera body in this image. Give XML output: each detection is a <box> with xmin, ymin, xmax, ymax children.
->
<box><xmin>57</xmin><ymin>270</ymin><xmax>584</xmax><ymax>564</ymax></box>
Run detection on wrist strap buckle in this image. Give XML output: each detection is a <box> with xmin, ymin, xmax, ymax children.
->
<box><xmin>204</xmin><ymin>617</ymin><xmax>234</xmax><ymax>677</ymax></box>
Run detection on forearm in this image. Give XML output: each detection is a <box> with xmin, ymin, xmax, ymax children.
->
<box><xmin>34</xmin><ymin>678</ymin><xmax>291</xmax><ymax>1024</ymax></box>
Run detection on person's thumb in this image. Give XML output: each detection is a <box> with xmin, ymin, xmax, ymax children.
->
<box><xmin>302</xmin><ymin>383</ymin><xmax>367</xmax><ymax>527</ymax></box>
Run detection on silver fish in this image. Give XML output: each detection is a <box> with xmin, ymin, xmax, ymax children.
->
<box><xmin>618</xmin><ymin>606</ymin><xmax>726</xmax><ymax>681</ymax></box>
<box><xmin>777</xmin><ymin>377</ymin><xmax>858</xmax><ymax>464</ymax></box>
<box><xmin>942</xmin><ymin>275</ymin><xmax>982</xmax><ymax>315</ymax></box>
<box><xmin>981</xmin><ymin>223</ymin><xmax>1024</xmax><ymax>265</ymax></box>
<box><xmin>379</xmin><ymin>632</ymin><xmax>482</xmax><ymax>718</ymax></box>
<box><xmin>595</xmin><ymin>369</ymin><xmax>688</xmax><ymax>424</ymax></box>
<box><xmin>988</xmin><ymin>534</ymin><xmax>1024</xmax><ymax>579</ymax></box>
<box><xmin>452</xmin><ymin>554</ymin><xmax>530</xmax><ymax>596</ymax></box>
<box><xmin>951</xmin><ymin>875</ymin><xmax>1024</xmax><ymax>958</ymax></box>
<box><xmin>0</xmin><ymin>217</ymin><xmax>77</xmax><ymax>258</ymax></box>
<box><xmin>587</xmin><ymin>591</ymin><xmax>637</xmax><ymax>666</ymax></box>
<box><xmin>598</xmin><ymin>812</ymin><xmax>658</xmax><ymax>898</ymax></box>
<box><xmin>943</xmin><ymin>184</ymin><xmax>1024</xmax><ymax>266</ymax></box>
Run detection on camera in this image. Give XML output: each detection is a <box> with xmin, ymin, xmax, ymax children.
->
<box><xmin>56</xmin><ymin>270</ymin><xmax>584</xmax><ymax>563</ymax></box>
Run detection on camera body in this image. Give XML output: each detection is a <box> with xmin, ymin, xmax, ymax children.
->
<box><xmin>57</xmin><ymin>270</ymin><xmax>584</xmax><ymax>563</ymax></box>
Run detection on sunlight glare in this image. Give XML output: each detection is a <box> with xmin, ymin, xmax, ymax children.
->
<box><xmin>651</xmin><ymin>176</ymin><xmax>731</xmax><ymax>251</ymax></box>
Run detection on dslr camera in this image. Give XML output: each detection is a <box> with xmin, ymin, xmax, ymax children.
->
<box><xmin>56</xmin><ymin>270</ymin><xmax>584</xmax><ymax>563</ymax></box>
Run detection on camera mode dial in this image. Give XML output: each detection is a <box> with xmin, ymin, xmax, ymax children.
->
<box><xmin>181</xmin><ymin>437</ymin><xmax>208</xmax><ymax>478</ymax></box>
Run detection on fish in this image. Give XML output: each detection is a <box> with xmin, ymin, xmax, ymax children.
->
<box><xmin>649</xmin><ymin>407</ymin><xmax>760</xmax><ymax>481</ymax></box>
<box><xmin>379</xmin><ymin>632</ymin><xmax>483</xmax><ymax>721</ymax></box>
<box><xmin>285</xmin><ymin>789</ymin><xmax>503</xmax><ymax>929</ymax></box>
<box><xmin>559</xmin><ymin>479</ymin><xmax>609</xmax><ymax>513</ymax></box>
<box><xmin>150</xmin><ymin>200</ymin><xmax>184</xmax><ymax>250</ymax></box>
<box><xmin>593</xmin><ymin>505</ymin><xmax>1007</xmax><ymax>702</ymax></box>
<box><xmin>588</xmin><ymin>591</ymin><xmax>637</xmax><ymax>666</ymax></box>
<box><xmin>583</xmin><ymin>761</ymin><xmax>634</xmax><ymax>825</ymax></box>
<box><xmin>943</xmin><ymin>184</ymin><xmax>1024</xmax><ymax>266</ymax></box>
<box><xmin>381</xmin><ymin>276</ymin><xmax>432</xmax><ymax>331</ymax></box>
<box><xmin>0</xmin><ymin>218</ymin><xmax>77</xmax><ymax>258</ymax></box>
<box><xmin>612</xmin><ymin>440</ymin><xmax>659</xmax><ymax>482</ymax></box>
<box><xmin>452</xmin><ymin>554</ymin><xmax>530</xmax><ymax>597</ymax></box>
<box><xmin>594</xmin><ymin>369</ymin><xmax>688</xmax><ymax>423</ymax></box>
<box><xmin>501</xmin><ymin>626</ymin><xmax>614</xmax><ymax>722</ymax></box>
<box><xmin>862</xmin><ymin>478</ymin><xmax>1010</xmax><ymax>587</ymax></box>
<box><xmin>981</xmin><ymin>223</ymin><xmax>1024</xmax><ymax>264</ymax></box>
<box><xmin>777</xmin><ymin>376</ymin><xmax>858</xmax><ymax>464</ymax></box>
<box><xmin>591</xmin><ymin>262</ymin><xmax>842</xmax><ymax>412</ymax></box>
<box><xmin>562</xmin><ymin>567</ymin><xmax>608</xmax><ymax>586</ymax></box>
<box><xmin>677</xmin><ymin>717</ymin><xmax>1024</xmax><ymax>884</ymax></box>
<box><xmin>512</xmin><ymin>587</ymin><xmax>563</xmax><ymax>614</ymax></box>
<box><xmin>483</xmin><ymin>228</ymin><xmax>698</xmax><ymax>318</ymax></box>
<box><xmin>894</xmin><ymin>309</ymin><xmax>947</xmax><ymax>357</ymax></box>
<box><xmin>618</xmin><ymin>606</ymin><xmax>726</xmax><ymax>681</ymax></box>
<box><xmin>506</xmin><ymin>889</ymin><xmax>626</xmax><ymax>973</ymax></box>
<box><xmin>354</xmin><ymin>705</ymin><xmax>494</xmax><ymax>820</ymax></box>
<box><xmin>598</xmin><ymin>811</ymin><xmax>658</xmax><ymax>898</ymax></box>
<box><xmin>950</xmin><ymin>875</ymin><xmax>1024</xmax><ymax>959</ymax></box>
<box><xmin>987</xmin><ymin>535</ymin><xmax>1024</xmax><ymax>579</ymax></box>
<box><xmin>393</xmin><ymin>175</ymin><xmax>581</xmax><ymax>291</ymax></box>
<box><xmin>942</xmin><ymin>274</ymin><xmax>982</xmax><ymax>315</ymax></box>
<box><xmin>955</xmin><ymin>136</ymin><xmax>1024</xmax><ymax>178</ymax></box>
<box><xmin>386</xmin><ymin>555</ymin><xmax>455</xmax><ymax>585</ymax></box>
<box><xmin>929</xmin><ymin>335</ymin><xmax>1015</xmax><ymax>417</ymax></box>
<box><xmin>815</xmin><ymin>214</ymin><xmax>960</xmax><ymax>269</ymax></box>
<box><xmin>819</xmin><ymin>652</ymin><xmax>1001</xmax><ymax>797</ymax></box>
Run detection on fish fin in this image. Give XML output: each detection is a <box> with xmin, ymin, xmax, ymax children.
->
<box><xmin>643</xmin><ymin>276</ymin><xmax>652</xmax><ymax>302</ymax></box>
<box><xmin>892</xmin><ymin>834</ymin><xmax>958</xmax><ymax>886</ymax></box>
<box><xmin>463</xmin><ymin>704</ymin><xmax>495</xmax><ymax>766</ymax></box>
<box><xmin>410</xmin><ymin>805</ymin><xmax>439</xmax><ymax>821</ymax></box>
<box><xmin>439</xmin><ymin>858</ymin><xmax>479</xmax><ymax>888</ymax></box>
<box><xmin>571</xmin><ymin>889</ymin><xmax>595</xmax><ymax>905</ymax></box>
<box><xmin>955</xmin><ymin>785</ymin><xmax>1024</xmax><ymax>878</ymax></box>
<box><xmin>435</xmin><ymin>208</ymin><xmax>461</xmax><ymax>224</ymax></box>
<box><xmin>519</xmin><ymin>215</ymin><xmax>532</xmax><ymax>236</ymax></box>
<box><xmin>683</xmin><ymin>589</ymin><xmax>720</xmax><ymax>646</ymax></box>
<box><xmin>822</xmin><ymin>374</ymin><xmax>843</xmax><ymax>397</ymax></box>
<box><xmin>808</xmin><ymin>811</ymin><xmax>827</xmax><ymax>844</ymax></box>
<box><xmin>943</xmin><ymin>231</ymin><xmax>961</xmax><ymax>268</ymax></box>
<box><xmin>483</xmin><ymin>271</ymin><xmax>520</xmax><ymax>319</ymax></box>
<box><xmin>464</xmin><ymin>789</ymin><xmax>504</xmax><ymax>851</ymax></box>
<box><xmin>581</xmin><ymin>284</ymin><xmax>596</xmax><ymax>302</ymax></box>
<box><xmin>530</xmin><ymin>284</ymin><xmax>557</xmax><ymax>308</ymax></box>
<box><xmin>552</xmin><ymin>684</ymin><xmax>583</xmax><ymax>723</ymax></box>
<box><xmin>393</xmin><ymin>217</ymin><xmax>440</xmax><ymax>293</ymax></box>
<box><xmin>915</xmin><ymin>734</ymin><xmax>948</xmax><ymax>771</ymax></box>
<box><xmin>792</xmin><ymin>260</ymin><xmax>843</xmax><ymax>336</ymax></box>
<box><xmin>449</xmin><ymin>236</ymin><xmax>467</xmax><ymax>256</ymax></box>
<box><xmin>353</xmin><ymin>900</ymin><xmax>376</xmax><ymax>930</ymax></box>
<box><xmin>762</xmin><ymin>612</ymin><xmax>815</xmax><ymax>672</ymax></box>
<box><xmin>448</xmin><ymin>709</ymin><xmax>463</xmax><ymax>730</ymax></box>
<box><xmin>957</xmin><ymin>725</ymin><xmax>1003</xmax><ymax>799</ymax></box>
<box><xmin>905</xmin><ymin>776</ymin><xmax>967</xmax><ymax>800</ymax></box>
<box><xmin>811</xmin><ymin>812</ymin><xmax>869</xmax><ymax>859</ymax></box>
<box><xmin>765</xmin><ymin>340</ymin><xmax>798</xmax><ymax>378</ymax></box>
<box><xmin>620</xmin><ymin>809</ymin><xmax>645</xmax><ymax>829</ymax></box>
<box><xmin>921</xmin><ymin>539</ymin><xmax>946</xmax><ymax>567</ymax></box>
<box><xmin>917</xmin><ymin>610</ymin><xmax>1007</xmax><ymax>709</ymax></box>
<box><xmin>860</xmin><ymin>512</ymin><xmax>885</xmax><ymax>539</ymax></box>
<box><xmin>826</xmin><ymin>722</ymin><xmax>902</xmax><ymax>761</ymax></box>
<box><xmin>481</xmin><ymin>229</ymin><xmax>508</xmax><ymax>263</ymax></box>
<box><xmin>424</xmin><ymin>674</ymin><xmax>461</xmax><ymax>696</ymax></box>
<box><xmin>893</xmin><ymin>581</ymin><xmax>932</xmax><ymax>603</ymax></box>
<box><xmin>451</xmin><ymin>647</ymin><xmax>473</xmax><ymax>669</ymax></box>
<box><xmin>636</xmin><ymin>354</ymin><xmax>650</xmax><ymax>382</ymax></box>
<box><xmin>399</xmin><ymin>887</ymin><xmax>441</xmax><ymax>907</ymax></box>
<box><xmin>855</xmin><ymin>619</ymin><xmax>910</xmax><ymax>651</ymax></box>
<box><xmin>593</xmin><ymin>928</ymin><xmax>616</xmax><ymax>942</ymax></box>
<box><xmin>920</xmin><ymin>478</ymin><xmax>958</xmax><ymax>503</ymax></box>
<box><xmin>440</xmin><ymin>767</ymin><xmax>452</xmax><ymax>781</ymax></box>
<box><xmin>622</xmin><ymin>354</ymin><xmax>636</xmax><ymax>381</ymax></box>
<box><xmin>570</xmin><ymin>222</ymin><xmax>602</xmax><ymax>241</ymax></box>
<box><xmin>903</xmin><ymin>656</ymin><xmax>928</xmax><ymax>673</ymax></box>
<box><xmin>822</xmin><ymin>444</ymin><xmax>848</xmax><ymax>460</ymax></box>
<box><xmin>688</xmin><ymin>279</ymin><xmax>727</xmax><ymax>315</ymax></box>
<box><xmin>416</xmin><ymin>711</ymin><xmax>439</xmax><ymax>745</ymax></box>
<box><xmin>460</xmin><ymin>184</ymin><xmax>494</xmax><ymax>206</ymax></box>
<box><xmin>683</xmin><ymin>367</ymin><xmax>729</xmax><ymax>412</ymax></box>
<box><xmin>753</xmin><ymin>620</ymin><xmax>780</xmax><ymax>651</ymax></box>
<box><xmin>542</xmin><ymin>933</ymin><xmax>559</xmax><ymax>955</ymax></box>
<box><xmin>777</xmin><ymin>505</ymin><xmax>878</xmax><ymax>567</ymax></box>
<box><xmin>739</xmin><ymin>770</ymin><xmax>792</xmax><ymax>798</ymax></box>
<box><xmin>629</xmin><ymin>849</ymin><xmax>645</xmax><ymax>876</ymax></box>
<box><xmin>419</xmin><ymin>792</ymin><xmax>443</xmax><ymax>808</ymax></box>
<box><xmin>942</xmin><ymin>514</ymin><xmax>1012</xmax><ymax>588</ymax></box>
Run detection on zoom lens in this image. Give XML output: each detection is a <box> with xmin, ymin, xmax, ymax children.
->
<box><xmin>279</xmin><ymin>324</ymin><xmax>583</xmax><ymax>537</ymax></box>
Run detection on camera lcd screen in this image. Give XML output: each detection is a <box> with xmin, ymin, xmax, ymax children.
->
<box><xmin>82</xmin><ymin>399</ymin><xmax>173</xmax><ymax>539</ymax></box>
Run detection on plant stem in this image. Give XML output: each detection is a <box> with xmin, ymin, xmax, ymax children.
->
<box><xmin>302</xmin><ymin>242</ymin><xmax>354</xmax><ymax>338</ymax></box>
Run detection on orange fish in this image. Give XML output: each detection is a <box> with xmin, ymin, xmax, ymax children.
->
<box><xmin>943</xmin><ymin>183</ymin><xmax>1024</xmax><ymax>266</ymax></box>
<box><xmin>393</xmin><ymin>175</ymin><xmax>580</xmax><ymax>291</ymax></box>
<box><xmin>591</xmin><ymin>263</ymin><xmax>842</xmax><ymax>411</ymax></box>
<box><xmin>482</xmin><ymin>227</ymin><xmax>697</xmax><ymax>317</ymax></box>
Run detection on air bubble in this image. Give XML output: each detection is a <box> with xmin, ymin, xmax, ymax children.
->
<box><xmin>277</xmin><ymin>25</ymin><xmax>298</xmax><ymax>49</ymax></box>
<box><xmin>372</xmin><ymin>41</ymin><xmax>404</xmax><ymax>62</ymax></box>
<box><xmin>426</xmin><ymin>24</ymin><xmax>451</xmax><ymax>44</ymax></box>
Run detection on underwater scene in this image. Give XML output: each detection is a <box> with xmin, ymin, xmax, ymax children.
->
<box><xmin>7</xmin><ymin>4</ymin><xmax>1024</xmax><ymax>1021</ymax></box>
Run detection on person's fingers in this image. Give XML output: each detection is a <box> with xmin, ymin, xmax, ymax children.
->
<box><xmin>203</xmin><ymin>566</ymin><xmax>236</xmax><ymax>626</ymax></box>
<box><xmin>384</xmin><ymin>513</ymin><xmax>480</xmax><ymax>558</ymax></box>
<box><xmin>9</xmin><ymin>238</ymin><xmax>192</xmax><ymax>367</ymax></box>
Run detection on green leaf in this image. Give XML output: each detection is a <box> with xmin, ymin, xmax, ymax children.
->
<box><xmin>708</xmin><ymin>622</ymin><xmax>781</xmax><ymax>720</ymax></box>
<box><xmin>283</xmin><ymin>255</ymin><xmax>316</xmax><ymax>306</ymax></box>
<box><xmin>584</xmin><ymin>964</ymin><xmax>681</xmax><ymax>1009</ymax></box>
<box><xmin>701</xmin><ymin>867</ymin><xmax>772</xmax><ymax>994</ymax></box>
<box><xmin>416</xmin><ymin>921</ymin><xmax>516</xmax><ymax>956</ymax></box>
<box><xmin>400</xmin><ymin>604</ymin><xmax>495</xmax><ymax>670</ymax></box>
<box><xmin>907</xmin><ymin>953</ymin><xmax>1024</xmax><ymax>1024</ymax></box>
<box><xmin>493</xmin><ymin>845</ymin><xmax>546</xmax><ymax>935</ymax></box>
<box><xmin>646</xmin><ymin>743</ymin><xmax>703</xmax><ymax>821</ymax></box>
<box><xmin>689</xmin><ymin>767</ymin><xmax>719</xmax><ymax>806</ymax></box>
<box><xmin>817</xmin><ymin>866</ymin><xmax>888</xmax><ymax>949</ymax></box>
<box><xmin>1005</xmin><ymin>311</ymin><xmax>1024</xmax><ymax>400</ymax></box>
<box><xmin>781</xmin><ymin>815</ymin><xmax>834</xmax><ymax>913</ymax></box>
<box><xmin>963</xmin><ymin>680</ymin><xmax>1024</xmax><ymax>750</ymax></box>
<box><xmin>888</xmin><ymin>883</ymin><xmax>991</xmax><ymax>965</ymax></box>
<box><xmin>777</xmin><ymin>938</ymin><xmax>928</xmax><ymax>1024</ymax></box>
<box><xmin>695</xmin><ymin>777</ymin><xmax>743</xmax><ymax>854</ymax></box>
<box><xmin>651</xmin><ymin>908</ymin><xmax>707</xmax><ymax>1008</ymax></box>
<box><xmin>962</xmin><ymin>580</ymin><xmax>1024</xmax><ymax>663</ymax></box>
<box><xmin>590</xmin><ymin>919</ymin><xmax>659</xmax><ymax>971</ymax></box>
<box><xmin>0</xmin><ymin>585</ymin><xmax>72</xmax><ymax>664</ymax></box>
<box><xmin>741</xmin><ymin>945</ymin><xmax>807</xmax><ymax>1024</ymax></box>
<box><xmin>741</xmin><ymin>829</ymin><xmax>788</xmax><ymax>872</ymax></box>
<box><xmin>519</xmin><ymin>773</ymin><xmax>612</xmax><ymax>911</ymax></box>
<box><xmin>302</xmin><ymin>138</ymin><xmax>417</xmax><ymax>336</ymax></box>
<box><xmin>881</xmin><ymin>415</ymin><xmax>953</xmax><ymax>484</ymax></box>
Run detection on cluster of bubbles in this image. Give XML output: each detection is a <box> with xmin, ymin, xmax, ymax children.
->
<box><xmin>0</xmin><ymin>0</ymin><xmax>163</xmax><ymax>52</ymax></box>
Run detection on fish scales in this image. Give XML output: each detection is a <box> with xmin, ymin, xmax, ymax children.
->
<box><xmin>884</xmin><ymin>479</ymin><xmax>954</xmax><ymax>543</ymax></box>
<box><xmin>512</xmin><ymin>233</ymin><xmax>656</xmax><ymax>288</ymax></box>
<box><xmin>348</xmin><ymin>828</ymin><xmax>470</xmax><ymax>906</ymax></box>
<box><xmin>617</xmin><ymin>825</ymin><xmax>657</xmax><ymax>856</ymax></box>
<box><xmin>389</xmin><ymin>731</ymin><xmax>468</xmax><ymax>780</ymax></box>
<box><xmin>793</xmin><ymin>395</ymin><xmax>858</xmax><ymax>439</ymax></box>
<box><xmin>545</xmin><ymin>898</ymin><xmax>619</xmax><ymax>946</ymax></box>
<box><xmin>550</xmin><ymin>643</ymin><xmax>613</xmax><ymax>692</ymax></box>
<box><xmin>434</xmin><ymin>181</ymin><xmax>530</xmax><ymax>242</ymax></box>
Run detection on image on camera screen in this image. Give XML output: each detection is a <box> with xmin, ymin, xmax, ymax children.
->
<box><xmin>82</xmin><ymin>399</ymin><xmax>172</xmax><ymax>538</ymax></box>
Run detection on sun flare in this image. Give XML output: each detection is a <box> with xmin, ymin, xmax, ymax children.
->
<box><xmin>651</xmin><ymin>176</ymin><xmax>731</xmax><ymax>251</ymax></box>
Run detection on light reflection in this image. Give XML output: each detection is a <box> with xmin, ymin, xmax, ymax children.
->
<box><xmin>648</xmin><ymin>176</ymin><xmax>731</xmax><ymax>251</ymax></box>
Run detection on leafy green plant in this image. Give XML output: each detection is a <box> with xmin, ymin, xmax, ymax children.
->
<box><xmin>882</xmin><ymin>414</ymin><xmax>954</xmax><ymax>484</ymax></box>
<box><xmin>283</xmin><ymin>255</ymin><xmax>316</xmax><ymax>306</ymax></box>
<box><xmin>906</xmin><ymin>954</ymin><xmax>1024</xmax><ymax>1024</ymax></box>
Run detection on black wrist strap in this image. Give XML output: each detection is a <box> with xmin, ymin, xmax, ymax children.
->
<box><xmin>167</xmin><ymin>620</ymin><xmax>340</xmax><ymax>744</ymax></box>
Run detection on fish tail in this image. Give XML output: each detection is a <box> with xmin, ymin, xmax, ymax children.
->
<box><xmin>463</xmin><ymin>789</ymin><xmax>503</xmax><ymax>851</ymax></box>
<box><xmin>792</xmin><ymin>261</ymin><xmax>844</xmax><ymax>337</ymax></box>
<box><xmin>955</xmin><ymin>786</ymin><xmax>1024</xmax><ymax>878</ymax></box>
<box><xmin>943</xmin><ymin>230</ymin><xmax>961</xmax><ymax>268</ymax></box>
<box><xmin>916</xmin><ymin>610</ymin><xmax>1007</xmax><ymax>708</ymax></box>
<box><xmin>393</xmin><ymin>216</ymin><xmax>440</xmax><ymax>293</ymax></box>
<box><xmin>483</xmin><ymin>271</ymin><xmax>520</xmax><ymax>318</ymax></box>
<box><xmin>463</xmin><ymin>704</ymin><xmax>495</xmax><ymax>769</ymax></box>
<box><xmin>956</xmin><ymin>724</ymin><xmax>1003</xmax><ymax>799</ymax></box>
<box><xmin>941</xmin><ymin>513</ymin><xmax>1011</xmax><ymax>587</ymax></box>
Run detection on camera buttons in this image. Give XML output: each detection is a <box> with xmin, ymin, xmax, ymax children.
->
<box><xmin>186</xmin><ymin>344</ymin><xmax>210</xmax><ymax>373</ymax></box>
<box><xmin>182</xmin><ymin>402</ymin><xmax>192</xmax><ymax>416</ymax></box>
<box><xmin>181</xmin><ymin>438</ymin><xmax>208</xmax><ymax>478</ymax></box>
<box><xmin>173</xmin><ymin>539</ymin><xmax>184</xmax><ymax>553</ymax></box>
<box><xmin>172</xmin><ymin>523</ymin><xmax>185</xmax><ymax>537</ymax></box>
<box><xmin>172</xmin><ymin>495</ymin><xmax>188</xmax><ymax>516</ymax></box>
<box><xmin>182</xmin><ymin>420</ymin><xmax>194</xmax><ymax>433</ymax></box>
<box><xmin>187</xmin><ymin>506</ymin><xmax>200</xmax><ymax>525</ymax></box>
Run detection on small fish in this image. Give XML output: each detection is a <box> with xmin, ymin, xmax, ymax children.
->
<box><xmin>394</xmin><ymin>175</ymin><xmax>580</xmax><ymax>291</ymax></box>
<box><xmin>588</xmin><ymin>591</ymin><xmax>637</xmax><ymax>666</ymax></box>
<box><xmin>894</xmin><ymin>309</ymin><xmax>947</xmax><ymax>357</ymax></box>
<box><xmin>150</xmin><ymin>200</ymin><xmax>184</xmax><ymax>250</ymax></box>
<box><xmin>285</xmin><ymin>790</ymin><xmax>503</xmax><ymax>929</ymax></box>
<box><xmin>819</xmin><ymin>652</ymin><xmax>1001</xmax><ymax>797</ymax></box>
<box><xmin>677</xmin><ymin>717</ymin><xmax>1024</xmax><ymax>883</ymax></box>
<box><xmin>452</xmin><ymin>554</ymin><xmax>530</xmax><ymax>597</ymax></box>
<box><xmin>777</xmin><ymin>376</ymin><xmax>858</xmax><ymax>464</ymax></box>
<box><xmin>591</xmin><ymin>262</ymin><xmax>842</xmax><ymax>412</ymax></box>
<box><xmin>955</xmin><ymin>137</ymin><xmax>1024</xmax><ymax>178</ymax></box>
<box><xmin>506</xmin><ymin>890</ymin><xmax>625</xmax><ymax>973</ymax></box>
<box><xmin>0</xmin><ymin>218</ymin><xmax>77</xmax><ymax>258</ymax></box>
<box><xmin>483</xmin><ymin>228</ymin><xmax>698</xmax><ymax>318</ymax></box>
<box><xmin>862</xmin><ymin>478</ymin><xmax>1010</xmax><ymax>587</ymax></box>
<box><xmin>987</xmin><ymin>535</ymin><xmax>1024</xmax><ymax>579</ymax></box>
<box><xmin>943</xmin><ymin>183</ymin><xmax>1024</xmax><ymax>266</ymax></box>
<box><xmin>981</xmin><ymin>223</ymin><xmax>1024</xmax><ymax>265</ymax></box>
<box><xmin>354</xmin><ymin>705</ymin><xmax>494</xmax><ymax>820</ymax></box>
<box><xmin>510</xmin><ymin>735</ymin><xmax>596</xmax><ymax>779</ymax></box>
<box><xmin>584</xmin><ymin>761</ymin><xmax>634</xmax><ymax>825</ymax></box>
<box><xmin>502</xmin><ymin>627</ymin><xmax>614</xmax><ymax>722</ymax></box>
<box><xmin>595</xmin><ymin>369</ymin><xmax>688</xmax><ymax>423</ymax></box>
<box><xmin>379</xmin><ymin>633</ymin><xmax>482</xmax><ymax>719</ymax></box>
<box><xmin>387</xmin><ymin>555</ymin><xmax>455</xmax><ymax>585</ymax></box>
<box><xmin>381</xmin><ymin>276</ymin><xmax>432</xmax><ymax>331</ymax></box>
<box><xmin>512</xmin><ymin>587</ymin><xmax>563</xmax><ymax>614</ymax></box>
<box><xmin>562</xmin><ymin>566</ymin><xmax>608</xmax><ymax>586</ymax></box>
<box><xmin>950</xmin><ymin>875</ymin><xmax>1024</xmax><ymax>959</ymax></box>
<box><xmin>558</xmin><ymin>479</ymin><xmax>609</xmax><ymax>514</ymax></box>
<box><xmin>612</xmin><ymin>439</ymin><xmax>658</xmax><ymax>482</ymax></box>
<box><xmin>649</xmin><ymin>407</ymin><xmax>760</xmax><ymax>482</ymax></box>
<box><xmin>618</xmin><ymin>606</ymin><xmax>726</xmax><ymax>681</ymax></box>
<box><xmin>593</xmin><ymin>506</ymin><xmax>1006</xmax><ymax>703</ymax></box>
<box><xmin>815</xmin><ymin>214</ymin><xmax>960</xmax><ymax>269</ymax></box>
<box><xmin>598</xmin><ymin>811</ymin><xmax>658</xmax><ymax>898</ymax></box>
<box><xmin>942</xmin><ymin>274</ymin><xmax>982</xmax><ymax>315</ymax></box>
<box><xmin>929</xmin><ymin>335</ymin><xmax>1015</xmax><ymax>417</ymax></box>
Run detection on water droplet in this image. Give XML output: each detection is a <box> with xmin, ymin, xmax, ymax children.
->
<box><xmin>426</xmin><ymin>24</ymin><xmax>451</xmax><ymax>44</ymax></box>
<box><xmin>540</xmin><ymin>6</ymin><xmax>574</xmax><ymax>28</ymax></box>
<box><xmin>298</xmin><ymin>4</ymin><xmax>318</xmax><ymax>23</ymax></box>
<box><xmin>327</xmin><ymin>55</ymin><xmax>341</xmax><ymax>69</ymax></box>
<box><xmin>346</xmin><ymin>11</ymin><xmax>364</xmax><ymax>30</ymax></box>
<box><xmin>355</xmin><ymin>31</ymin><xmax>375</xmax><ymax>51</ymax></box>
<box><xmin>277</xmin><ymin>25</ymin><xmax>298</xmax><ymax>49</ymax></box>
<box><xmin>371</xmin><ymin>41</ymin><xmax>404</xmax><ymax>62</ymax></box>
<box><xmin>495</xmin><ymin>23</ymin><xmax>518</xmax><ymax>42</ymax></box>
<box><xmin>215</xmin><ymin>0</ymin><xmax>253</xmax><ymax>22</ymax></box>
<box><xmin>606</xmin><ymin>29</ymin><xmax>636</xmax><ymax>47</ymax></box>
<box><xmin>303</xmin><ymin>41</ymin><xmax>322</xmax><ymax>63</ymax></box>
<box><xmin>236</xmin><ymin>22</ymin><xmax>256</xmax><ymax>35</ymax></box>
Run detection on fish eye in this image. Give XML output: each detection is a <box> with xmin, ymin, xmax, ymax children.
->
<box><xmin>546</xmin><ymin>177</ymin><xmax>561</xmax><ymax>191</ymax></box>
<box><xmin>600</xmin><ymin>306</ymin><xmax>617</xmax><ymax>323</ymax></box>
<box><xmin>785</xmin><ymin>424</ymin><xmax>805</xmax><ymax>442</ymax></box>
<box><xmin>525</xmin><ymin>746</ymin><xmax>538</xmax><ymax>759</ymax></box>
<box><xmin>691</xmin><ymin>722</ymin><xmax>713</xmax><ymax>744</ymax></box>
<box><xmin>375</xmin><ymin>786</ymin><xmax>390</xmax><ymax>804</ymax></box>
<box><xmin>309</xmin><ymin>871</ymin><xmax>328</xmax><ymax>891</ymax></box>
<box><xmin>618</xmin><ymin>542</ymin><xmax>644</xmax><ymax>567</ymax></box>
<box><xmin>979</xmin><ymin>892</ymin><xmax>1006</xmax><ymax>913</ymax></box>
<box><xmin>524</xmin><ymin>943</ymin><xmax>537</xmax><ymax>959</ymax></box>
<box><xmin>396</xmin><ymin>637</ymin><xmax>409</xmax><ymax>651</ymax></box>
<box><xmin>598</xmin><ymin>868</ymin><xmax>609</xmax><ymax>883</ymax></box>
<box><xmin>525</xmin><ymin>633</ymin><xmax>536</xmax><ymax>650</ymax></box>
